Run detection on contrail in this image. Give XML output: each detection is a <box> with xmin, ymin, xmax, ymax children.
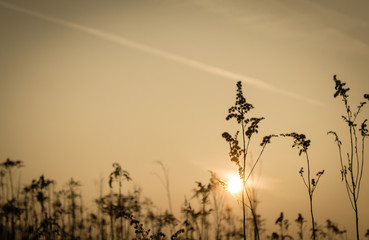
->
<box><xmin>0</xmin><ymin>1</ymin><xmax>321</xmax><ymax>105</ymax></box>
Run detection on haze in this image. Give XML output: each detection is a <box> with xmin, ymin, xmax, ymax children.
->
<box><xmin>1</xmin><ymin>0</ymin><xmax>369</xmax><ymax>238</ymax></box>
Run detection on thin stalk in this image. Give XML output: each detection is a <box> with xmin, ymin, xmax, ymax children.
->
<box><xmin>109</xmin><ymin>190</ymin><xmax>114</xmax><ymax>240</ymax></box>
<box><xmin>8</xmin><ymin>169</ymin><xmax>14</xmax><ymax>200</ymax></box>
<box><xmin>241</xmin><ymin>119</ymin><xmax>247</xmax><ymax>240</ymax></box>
<box><xmin>0</xmin><ymin>172</ymin><xmax>5</xmax><ymax>204</ymax></box>
<box><xmin>80</xmin><ymin>189</ymin><xmax>84</xmax><ymax>238</ymax></box>
<box><xmin>48</xmin><ymin>187</ymin><xmax>52</xmax><ymax>218</ymax></box>
<box><xmin>71</xmin><ymin>185</ymin><xmax>76</xmax><ymax>239</ymax></box>
<box><xmin>99</xmin><ymin>176</ymin><xmax>104</xmax><ymax>240</ymax></box>
<box><xmin>348</xmin><ymin>121</ymin><xmax>360</xmax><ymax>240</ymax></box>
<box><xmin>357</xmin><ymin>136</ymin><xmax>365</xmax><ymax>198</ymax></box>
<box><xmin>17</xmin><ymin>172</ymin><xmax>21</xmax><ymax>200</ymax></box>
<box><xmin>245</xmin><ymin>144</ymin><xmax>267</xmax><ymax>183</ymax></box>
<box><xmin>155</xmin><ymin>161</ymin><xmax>174</xmax><ymax>235</ymax></box>
<box><xmin>305</xmin><ymin>152</ymin><xmax>316</xmax><ymax>240</ymax></box>
<box><xmin>202</xmin><ymin>199</ymin><xmax>206</xmax><ymax>240</ymax></box>
<box><xmin>212</xmin><ymin>190</ymin><xmax>224</xmax><ymax>240</ymax></box>
<box><xmin>118</xmin><ymin>177</ymin><xmax>123</xmax><ymax>239</ymax></box>
<box><xmin>245</xmin><ymin>186</ymin><xmax>260</xmax><ymax>240</ymax></box>
<box><xmin>353</xmin><ymin>128</ymin><xmax>360</xmax><ymax>186</ymax></box>
<box><xmin>353</xmin><ymin>194</ymin><xmax>359</xmax><ymax>240</ymax></box>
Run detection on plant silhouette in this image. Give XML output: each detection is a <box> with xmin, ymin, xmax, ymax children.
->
<box><xmin>222</xmin><ymin>81</ymin><xmax>275</xmax><ymax>240</ymax></box>
<box><xmin>1</xmin><ymin>76</ymin><xmax>368</xmax><ymax>240</ymax></box>
<box><xmin>281</xmin><ymin>133</ymin><xmax>324</xmax><ymax>240</ymax></box>
<box><xmin>295</xmin><ymin>213</ymin><xmax>306</xmax><ymax>240</ymax></box>
<box><xmin>328</xmin><ymin>75</ymin><xmax>369</xmax><ymax>240</ymax></box>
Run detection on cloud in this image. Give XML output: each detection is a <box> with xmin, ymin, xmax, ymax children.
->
<box><xmin>0</xmin><ymin>1</ymin><xmax>321</xmax><ymax>106</ymax></box>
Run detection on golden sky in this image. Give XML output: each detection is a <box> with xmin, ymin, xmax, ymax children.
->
<box><xmin>1</xmin><ymin>0</ymin><xmax>369</xmax><ymax>238</ymax></box>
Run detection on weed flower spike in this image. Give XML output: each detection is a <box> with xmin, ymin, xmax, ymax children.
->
<box><xmin>222</xmin><ymin>81</ymin><xmax>274</xmax><ymax>240</ymax></box>
<box><xmin>328</xmin><ymin>75</ymin><xmax>369</xmax><ymax>240</ymax></box>
<box><xmin>281</xmin><ymin>132</ymin><xmax>324</xmax><ymax>240</ymax></box>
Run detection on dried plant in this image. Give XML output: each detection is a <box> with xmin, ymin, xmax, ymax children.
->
<box><xmin>295</xmin><ymin>213</ymin><xmax>306</xmax><ymax>240</ymax></box>
<box><xmin>326</xmin><ymin>219</ymin><xmax>347</xmax><ymax>240</ymax></box>
<box><xmin>66</xmin><ymin>177</ymin><xmax>81</xmax><ymax>239</ymax></box>
<box><xmin>328</xmin><ymin>75</ymin><xmax>369</xmax><ymax>240</ymax></box>
<box><xmin>154</xmin><ymin>161</ymin><xmax>173</xmax><ymax>216</ymax></box>
<box><xmin>192</xmin><ymin>180</ymin><xmax>213</xmax><ymax>240</ymax></box>
<box><xmin>209</xmin><ymin>171</ymin><xmax>227</xmax><ymax>240</ymax></box>
<box><xmin>0</xmin><ymin>158</ymin><xmax>23</xmax><ymax>201</ymax></box>
<box><xmin>281</xmin><ymin>133</ymin><xmax>324</xmax><ymax>240</ymax></box>
<box><xmin>274</xmin><ymin>212</ymin><xmax>293</xmax><ymax>240</ymax></box>
<box><xmin>182</xmin><ymin>197</ymin><xmax>200</xmax><ymax>240</ymax></box>
<box><xmin>108</xmin><ymin>162</ymin><xmax>131</xmax><ymax>240</ymax></box>
<box><xmin>0</xmin><ymin>158</ymin><xmax>23</xmax><ymax>239</ymax></box>
<box><xmin>222</xmin><ymin>81</ymin><xmax>275</xmax><ymax>240</ymax></box>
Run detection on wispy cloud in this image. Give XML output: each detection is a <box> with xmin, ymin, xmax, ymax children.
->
<box><xmin>0</xmin><ymin>1</ymin><xmax>321</xmax><ymax>106</ymax></box>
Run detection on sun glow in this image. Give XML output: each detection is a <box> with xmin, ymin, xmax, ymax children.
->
<box><xmin>227</xmin><ymin>176</ymin><xmax>243</xmax><ymax>194</ymax></box>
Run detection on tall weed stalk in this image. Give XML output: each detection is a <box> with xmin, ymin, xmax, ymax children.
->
<box><xmin>281</xmin><ymin>133</ymin><xmax>324</xmax><ymax>240</ymax></box>
<box><xmin>328</xmin><ymin>75</ymin><xmax>369</xmax><ymax>240</ymax></box>
<box><xmin>222</xmin><ymin>81</ymin><xmax>275</xmax><ymax>240</ymax></box>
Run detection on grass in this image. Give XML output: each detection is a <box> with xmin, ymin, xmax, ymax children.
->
<box><xmin>0</xmin><ymin>76</ymin><xmax>368</xmax><ymax>240</ymax></box>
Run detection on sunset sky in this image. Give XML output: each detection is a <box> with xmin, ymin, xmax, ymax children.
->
<box><xmin>1</xmin><ymin>0</ymin><xmax>369</xmax><ymax>238</ymax></box>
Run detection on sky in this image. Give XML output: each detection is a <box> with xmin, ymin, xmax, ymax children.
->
<box><xmin>1</xmin><ymin>0</ymin><xmax>369</xmax><ymax>238</ymax></box>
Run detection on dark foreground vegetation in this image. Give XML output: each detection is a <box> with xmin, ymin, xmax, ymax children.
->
<box><xmin>0</xmin><ymin>76</ymin><xmax>368</xmax><ymax>240</ymax></box>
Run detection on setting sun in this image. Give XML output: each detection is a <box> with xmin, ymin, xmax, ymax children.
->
<box><xmin>1</xmin><ymin>1</ymin><xmax>368</xmax><ymax>239</ymax></box>
<box><xmin>227</xmin><ymin>176</ymin><xmax>243</xmax><ymax>194</ymax></box>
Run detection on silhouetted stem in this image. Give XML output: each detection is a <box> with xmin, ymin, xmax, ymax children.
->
<box><xmin>353</xmin><ymin>128</ymin><xmax>360</xmax><ymax>187</ymax></box>
<box><xmin>118</xmin><ymin>178</ymin><xmax>123</xmax><ymax>239</ymax></box>
<box><xmin>8</xmin><ymin>169</ymin><xmax>14</xmax><ymax>200</ymax></box>
<box><xmin>99</xmin><ymin>177</ymin><xmax>105</xmax><ymax>240</ymax></box>
<box><xmin>245</xmin><ymin>187</ymin><xmax>260</xmax><ymax>240</ymax></box>
<box><xmin>245</xmin><ymin>143</ymin><xmax>267</xmax><ymax>183</ymax></box>
<box><xmin>212</xmin><ymin>191</ymin><xmax>224</xmax><ymax>240</ymax></box>
<box><xmin>357</xmin><ymin>136</ymin><xmax>365</xmax><ymax>198</ymax></box>
<box><xmin>202</xmin><ymin>199</ymin><xmax>206</xmax><ymax>240</ymax></box>
<box><xmin>354</xmin><ymin>195</ymin><xmax>359</xmax><ymax>240</ymax></box>
<box><xmin>298</xmin><ymin>222</ymin><xmax>304</xmax><ymax>240</ymax></box>
<box><xmin>0</xmin><ymin>174</ymin><xmax>5</xmax><ymax>204</ymax></box>
<box><xmin>109</xmin><ymin>190</ymin><xmax>114</xmax><ymax>240</ymax></box>
<box><xmin>156</xmin><ymin>161</ymin><xmax>174</xmax><ymax>235</ymax></box>
<box><xmin>241</xmin><ymin>119</ymin><xmax>247</xmax><ymax>240</ymax></box>
<box><xmin>305</xmin><ymin>152</ymin><xmax>316</xmax><ymax>240</ymax></box>
<box><xmin>71</xmin><ymin>186</ymin><xmax>76</xmax><ymax>239</ymax></box>
<box><xmin>48</xmin><ymin>187</ymin><xmax>51</xmax><ymax>218</ymax></box>
<box><xmin>348</xmin><ymin>113</ymin><xmax>360</xmax><ymax>240</ymax></box>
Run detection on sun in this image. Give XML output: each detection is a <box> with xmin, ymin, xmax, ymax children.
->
<box><xmin>227</xmin><ymin>176</ymin><xmax>243</xmax><ymax>194</ymax></box>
